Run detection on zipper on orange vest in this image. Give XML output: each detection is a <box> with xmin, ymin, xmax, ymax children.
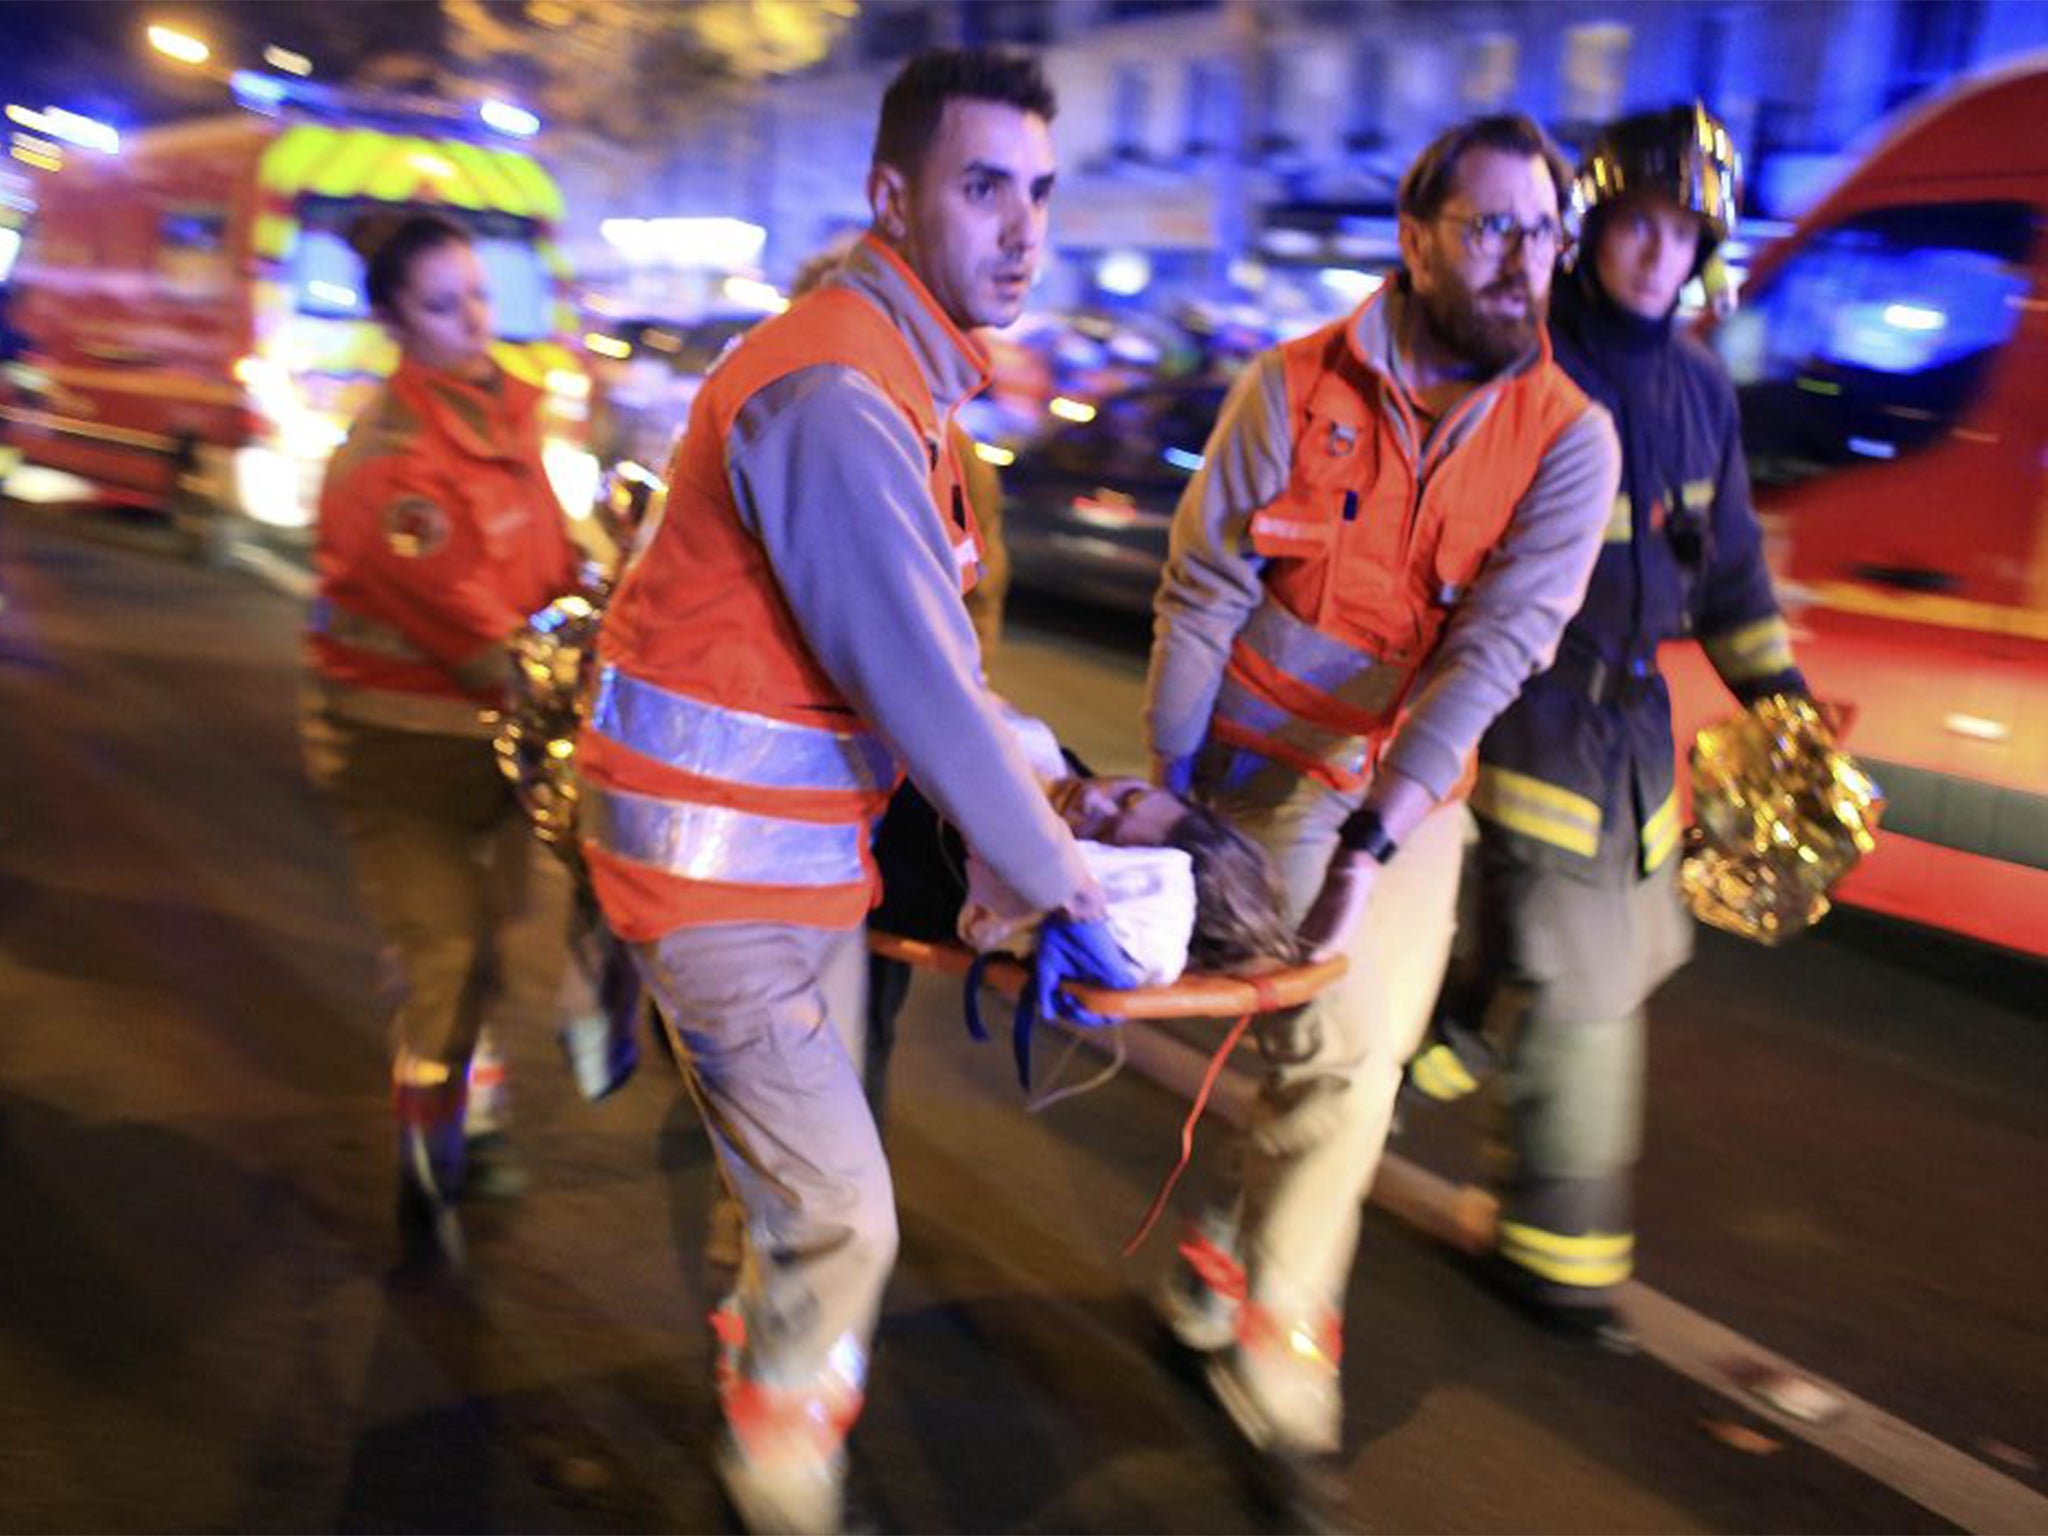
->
<box><xmin>1403</xmin><ymin>381</ymin><xmax>1493</xmax><ymax>563</ymax></box>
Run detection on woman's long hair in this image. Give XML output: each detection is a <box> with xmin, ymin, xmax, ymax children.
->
<box><xmin>1165</xmin><ymin>803</ymin><xmax>1306</xmax><ymax>974</ymax></box>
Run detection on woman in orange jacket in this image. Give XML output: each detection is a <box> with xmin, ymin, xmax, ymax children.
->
<box><xmin>302</xmin><ymin>213</ymin><xmax>587</xmax><ymax>1265</ymax></box>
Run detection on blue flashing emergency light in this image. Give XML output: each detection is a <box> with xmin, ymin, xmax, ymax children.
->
<box><xmin>231</xmin><ymin>71</ymin><xmax>290</xmax><ymax>112</ymax></box>
<box><xmin>480</xmin><ymin>100</ymin><xmax>540</xmax><ymax>138</ymax></box>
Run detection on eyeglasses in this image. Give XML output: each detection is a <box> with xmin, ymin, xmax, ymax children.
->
<box><xmin>1435</xmin><ymin>211</ymin><xmax>1569</xmax><ymax>260</ymax></box>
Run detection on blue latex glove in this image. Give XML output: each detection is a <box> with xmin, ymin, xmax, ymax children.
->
<box><xmin>1153</xmin><ymin>752</ymin><xmax>1195</xmax><ymax>797</ymax></box>
<box><xmin>1012</xmin><ymin>914</ymin><xmax>1143</xmax><ymax>1089</ymax></box>
<box><xmin>1033</xmin><ymin>913</ymin><xmax>1141</xmax><ymax>1023</ymax></box>
<box><xmin>958</xmin><ymin>918</ymin><xmax>1144</xmax><ymax>1090</ymax></box>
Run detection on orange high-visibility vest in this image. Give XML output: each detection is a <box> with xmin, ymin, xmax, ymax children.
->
<box><xmin>580</xmin><ymin>275</ymin><xmax>983</xmax><ymax>937</ymax></box>
<box><xmin>1210</xmin><ymin>299</ymin><xmax>1589</xmax><ymax>793</ymax></box>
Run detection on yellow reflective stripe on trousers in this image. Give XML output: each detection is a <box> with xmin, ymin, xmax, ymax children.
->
<box><xmin>1497</xmin><ymin>1221</ymin><xmax>1634</xmax><ymax>1288</ymax></box>
<box><xmin>1471</xmin><ymin>766</ymin><xmax>1602</xmax><ymax>857</ymax></box>
<box><xmin>1408</xmin><ymin>1042</ymin><xmax>1479</xmax><ymax>1102</ymax></box>
<box><xmin>1641</xmin><ymin>789</ymin><xmax>1682</xmax><ymax>872</ymax></box>
<box><xmin>581</xmin><ymin>785</ymin><xmax>867</xmax><ymax>887</ymax></box>
<box><xmin>1703</xmin><ymin>613</ymin><xmax>1795</xmax><ymax>681</ymax></box>
<box><xmin>588</xmin><ymin>665</ymin><xmax>894</xmax><ymax>794</ymax></box>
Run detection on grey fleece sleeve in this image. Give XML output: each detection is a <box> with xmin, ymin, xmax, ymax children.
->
<box><xmin>728</xmin><ymin>364</ymin><xmax>1091</xmax><ymax>914</ymax></box>
<box><xmin>1144</xmin><ymin>350</ymin><xmax>1294</xmax><ymax>760</ymax></box>
<box><xmin>1381</xmin><ymin>403</ymin><xmax>1621</xmax><ymax>797</ymax></box>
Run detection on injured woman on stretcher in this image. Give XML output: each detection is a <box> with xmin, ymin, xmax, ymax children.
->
<box><xmin>551</xmin><ymin>706</ymin><xmax>1303</xmax><ymax>1115</ymax></box>
<box><xmin>871</xmin><ymin>707</ymin><xmax>1302</xmax><ymax>986</ymax></box>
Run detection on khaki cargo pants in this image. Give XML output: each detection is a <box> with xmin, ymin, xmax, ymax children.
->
<box><xmin>635</xmin><ymin>922</ymin><xmax>889</xmax><ymax>1394</ymax></box>
<box><xmin>304</xmin><ymin>706</ymin><xmax>583</xmax><ymax>1076</ymax></box>
<box><xmin>1206</xmin><ymin>756</ymin><xmax>1468</xmax><ymax>1343</ymax></box>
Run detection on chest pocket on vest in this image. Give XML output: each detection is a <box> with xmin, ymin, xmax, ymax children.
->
<box><xmin>1245</xmin><ymin>371</ymin><xmax>1382</xmax><ymax>564</ymax></box>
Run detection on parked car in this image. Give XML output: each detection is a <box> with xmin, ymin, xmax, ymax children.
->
<box><xmin>998</xmin><ymin>375</ymin><xmax>1226</xmax><ymax>613</ymax></box>
<box><xmin>1669</xmin><ymin>54</ymin><xmax>2048</xmax><ymax>957</ymax></box>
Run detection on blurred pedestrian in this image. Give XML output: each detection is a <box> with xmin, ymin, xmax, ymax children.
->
<box><xmin>574</xmin><ymin>48</ymin><xmax>1135</xmax><ymax>1534</ymax></box>
<box><xmin>302</xmin><ymin>212</ymin><xmax>592</xmax><ymax>1266</ymax></box>
<box><xmin>1412</xmin><ymin>105</ymin><xmax>1815</xmax><ymax>1349</ymax></box>
<box><xmin>1145</xmin><ymin>115</ymin><xmax>1619</xmax><ymax>1487</ymax></box>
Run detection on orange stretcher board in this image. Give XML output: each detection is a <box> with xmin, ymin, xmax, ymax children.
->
<box><xmin>865</xmin><ymin>933</ymin><xmax>1348</xmax><ymax>1020</ymax></box>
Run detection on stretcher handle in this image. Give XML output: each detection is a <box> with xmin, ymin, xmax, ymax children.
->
<box><xmin>866</xmin><ymin>933</ymin><xmax>1347</xmax><ymax>1020</ymax></box>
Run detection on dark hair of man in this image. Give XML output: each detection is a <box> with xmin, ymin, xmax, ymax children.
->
<box><xmin>347</xmin><ymin>211</ymin><xmax>473</xmax><ymax>316</ymax></box>
<box><xmin>1398</xmin><ymin>113</ymin><xmax>1572</xmax><ymax>222</ymax></box>
<box><xmin>872</xmin><ymin>46</ymin><xmax>1058</xmax><ymax>177</ymax></box>
<box><xmin>1166</xmin><ymin>803</ymin><xmax>1307</xmax><ymax>975</ymax></box>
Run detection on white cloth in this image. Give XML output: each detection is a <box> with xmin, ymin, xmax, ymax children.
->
<box><xmin>956</xmin><ymin>701</ymin><xmax>1198</xmax><ymax>984</ymax></box>
<box><xmin>960</xmin><ymin>840</ymin><xmax>1196</xmax><ymax>987</ymax></box>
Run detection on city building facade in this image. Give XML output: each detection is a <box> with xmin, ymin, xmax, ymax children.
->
<box><xmin>591</xmin><ymin>0</ymin><xmax>2048</xmax><ymax>314</ymax></box>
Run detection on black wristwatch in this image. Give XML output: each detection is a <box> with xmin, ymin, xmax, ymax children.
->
<box><xmin>1337</xmin><ymin>807</ymin><xmax>1398</xmax><ymax>865</ymax></box>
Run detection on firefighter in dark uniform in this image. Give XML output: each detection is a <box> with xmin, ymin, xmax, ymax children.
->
<box><xmin>1415</xmin><ymin>104</ymin><xmax>1813</xmax><ymax>1348</ymax></box>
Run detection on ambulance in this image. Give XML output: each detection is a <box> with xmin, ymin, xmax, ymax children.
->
<box><xmin>1670</xmin><ymin>54</ymin><xmax>2048</xmax><ymax>957</ymax></box>
<box><xmin>2</xmin><ymin>93</ymin><xmax>596</xmax><ymax>546</ymax></box>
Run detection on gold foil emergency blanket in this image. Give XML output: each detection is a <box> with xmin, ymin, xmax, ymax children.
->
<box><xmin>495</xmin><ymin>588</ymin><xmax>606</xmax><ymax>845</ymax></box>
<box><xmin>1681</xmin><ymin>693</ymin><xmax>1884</xmax><ymax>945</ymax></box>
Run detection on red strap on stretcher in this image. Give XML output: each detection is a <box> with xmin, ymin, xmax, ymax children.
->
<box><xmin>1120</xmin><ymin>1010</ymin><xmax>1257</xmax><ymax>1258</ymax></box>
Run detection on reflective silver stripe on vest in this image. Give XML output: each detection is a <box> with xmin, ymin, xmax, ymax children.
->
<box><xmin>1212</xmin><ymin>673</ymin><xmax>1371</xmax><ymax>780</ymax></box>
<box><xmin>588</xmin><ymin>665</ymin><xmax>894</xmax><ymax>794</ymax></box>
<box><xmin>582</xmin><ymin>783</ymin><xmax>868</xmax><ymax>887</ymax></box>
<box><xmin>1212</xmin><ymin>597</ymin><xmax>1415</xmax><ymax>774</ymax></box>
<box><xmin>308</xmin><ymin>595</ymin><xmax>430</xmax><ymax>663</ymax></box>
<box><xmin>1236</xmin><ymin>597</ymin><xmax>1412</xmax><ymax>712</ymax></box>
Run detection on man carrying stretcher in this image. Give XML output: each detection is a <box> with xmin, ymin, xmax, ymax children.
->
<box><xmin>1146</xmin><ymin>112</ymin><xmax>1621</xmax><ymax>1497</ymax></box>
<box><xmin>572</xmin><ymin>47</ymin><xmax>1139</xmax><ymax>1535</ymax></box>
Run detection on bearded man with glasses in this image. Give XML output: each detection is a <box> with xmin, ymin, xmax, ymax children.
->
<box><xmin>1144</xmin><ymin>113</ymin><xmax>1619</xmax><ymax>1501</ymax></box>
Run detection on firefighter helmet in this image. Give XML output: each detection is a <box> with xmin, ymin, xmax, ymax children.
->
<box><xmin>1571</xmin><ymin>103</ymin><xmax>1741</xmax><ymax>269</ymax></box>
